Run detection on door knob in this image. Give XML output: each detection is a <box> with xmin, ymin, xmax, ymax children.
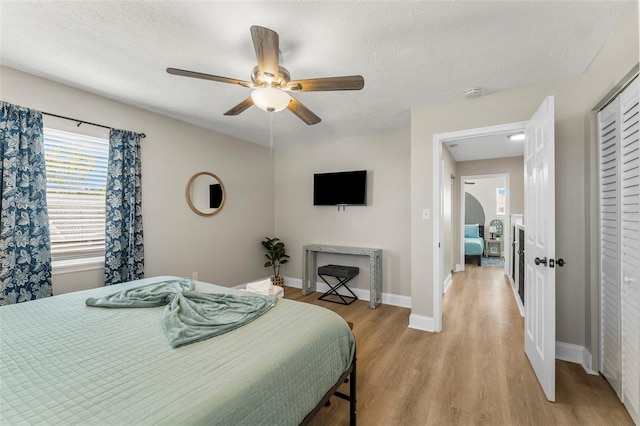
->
<box><xmin>556</xmin><ymin>258</ymin><xmax>565</xmax><ymax>267</ymax></box>
<box><xmin>535</xmin><ymin>257</ymin><xmax>547</xmax><ymax>266</ymax></box>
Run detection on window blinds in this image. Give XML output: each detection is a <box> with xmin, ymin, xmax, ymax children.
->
<box><xmin>43</xmin><ymin>128</ymin><xmax>109</xmax><ymax>261</ymax></box>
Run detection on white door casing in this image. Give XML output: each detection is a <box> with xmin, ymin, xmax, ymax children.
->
<box><xmin>524</xmin><ymin>96</ymin><xmax>556</xmax><ymax>402</ymax></box>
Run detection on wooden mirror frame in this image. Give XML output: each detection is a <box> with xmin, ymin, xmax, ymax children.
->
<box><xmin>185</xmin><ymin>171</ymin><xmax>226</xmax><ymax>216</ymax></box>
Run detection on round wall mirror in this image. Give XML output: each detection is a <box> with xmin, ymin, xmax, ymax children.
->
<box><xmin>185</xmin><ymin>172</ymin><xmax>226</xmax><ymax>216</ymax></box>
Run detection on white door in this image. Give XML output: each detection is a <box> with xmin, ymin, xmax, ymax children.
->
<box><xmin>619</xmin><ymin>77</ymin><xmax>640</xmax><ymax>424</ymax></box>
<box><xmin>524</xmin><ymin>96</ymin><xmax>556</xmax><ymax>402</ymax></box>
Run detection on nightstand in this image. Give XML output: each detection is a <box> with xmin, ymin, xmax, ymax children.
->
<box><xmin>485</xmin><ymin>238</ymin><xmax>503</xmax><ymax>257</ymax></box>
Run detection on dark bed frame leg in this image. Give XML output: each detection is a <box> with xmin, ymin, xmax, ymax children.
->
<box><xmin>349</xmin><ymin>358</ymin><xmax>357</xmax><ymax>425</ymax></box>
<box><xmin>333</xmin><ymin>357</ymin><xmax>356</xmax><ymax>425</ymax></box>
<box><xmin>300</xmin><ymin>354</ymin><xmax>357</xmax><ymax>426</ymax></box>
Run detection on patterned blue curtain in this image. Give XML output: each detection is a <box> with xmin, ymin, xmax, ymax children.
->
<box><xmin>0</xmin><ymin>102</ymin><xmax>52</xmax><ymax>304</ymax></box>
<box><xmin>104</xmin><ymin>129</ymin><xmax>144</xmax><ymax>285</ymax></box>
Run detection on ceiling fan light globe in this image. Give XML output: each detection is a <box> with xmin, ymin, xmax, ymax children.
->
<box><xmin>251</xmin><ymin>87</ymin><xmax>290</xmax><ymax>112</ymax></box>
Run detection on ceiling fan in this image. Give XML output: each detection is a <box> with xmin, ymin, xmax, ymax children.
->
<box><xmin>167</xmin><ymin>25</ymin><xmax>365</xmax><ymax>125</ymax></box>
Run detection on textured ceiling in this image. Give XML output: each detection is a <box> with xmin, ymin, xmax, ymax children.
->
<box><xmin>0</xmin><ymin>1</ymin><xmax>633</xmax><ymax>151</ymax></box>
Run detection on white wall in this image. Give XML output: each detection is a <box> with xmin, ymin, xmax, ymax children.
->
<box><xmin>274</xmin><ymin>128</ymin><xmax>411</xmax><ymax>297</ymax></box>
<box><xmin>1</xmin><ymin>66</ymin><xmax>275</xmax><ymax>294</ymax></box>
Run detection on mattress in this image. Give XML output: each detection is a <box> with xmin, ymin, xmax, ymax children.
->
<box><xmin>464</xmin><ymin>237</ymin><xmax>484</xmax><ymax>256</ymax></box>
<box><xmin>0</xmin><ymin>276</ymin><xmax>355</xmax><ymax>425</ymax></box>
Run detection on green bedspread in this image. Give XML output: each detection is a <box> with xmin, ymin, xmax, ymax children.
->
<box><xmin>86</xmin><ymin>279</ymin><xmax>277</xmax><ymax>348</ymax></box>
<box><xmin>0</xmin><ymin>276</ymin><xmax>355</xmax><ymax>425</ymax></box>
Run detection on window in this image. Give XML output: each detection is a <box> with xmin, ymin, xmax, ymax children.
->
<box><xmin>496</xmin><ymin>187</ymin><xmax>506</xmax><ymax>215</ymax></box>
<box><xmin>43</xmin><ymin>125</ymin><xmax>109</xmax><ymax>264</ymax></box>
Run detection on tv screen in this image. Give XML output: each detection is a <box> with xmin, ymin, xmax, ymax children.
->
<box><xmin>314</xmin><ymin>170</ymin><xmax>367</xmax><ymax>206</ymax></box>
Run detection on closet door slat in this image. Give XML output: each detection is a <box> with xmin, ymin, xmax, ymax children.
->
<box><xmin>598</xmin><ymin>98</ymin><xmax>622</xmax><ymax>396</ymax></box>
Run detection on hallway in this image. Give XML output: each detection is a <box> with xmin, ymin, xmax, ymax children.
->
<box><xmin>286</xmin><ymin>265</ymin><xmax>634</xmax><ymax>425</ymax></box>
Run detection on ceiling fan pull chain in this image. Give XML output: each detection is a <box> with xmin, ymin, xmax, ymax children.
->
<box><xmin>269</xmin><ymin>112</ymin><xmax>274</xmax><ymax>155</ymax></box>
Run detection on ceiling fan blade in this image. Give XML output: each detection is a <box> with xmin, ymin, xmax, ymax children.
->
<box><xmin>223</xmin><ymin>97</ymin><xmax>254</xmax><ymax>116</ymax></box>
<box><xmin>288</xmin><ymin>76</ymin><xmax>365</xmax><ymax>92</ymax></box>
<box><xmin>250</xmin><ymin>26</ymin><xmax>280</xmax><ymax>80</ymax></box>
<box><xmin>287</xmin><ymin>96</ymin><xmax>321</xmax><ymax>125</ymax></box>
<box><xmin>166</xmin><ymin>68</ymin><xmax>252</xmax><ymax>88</ymax></box>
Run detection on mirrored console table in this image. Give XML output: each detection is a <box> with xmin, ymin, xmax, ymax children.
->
<box><xmin>302</xmin><ymin>244</ymin><xmax>382</xmax><ymax>309</ymax></box>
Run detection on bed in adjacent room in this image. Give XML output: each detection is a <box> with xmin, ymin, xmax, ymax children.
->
<box><xmin>464</xmin><ymin>224</ymin><xmax>484</xmax><ymax>266</ymax></box>
<box><xmin>0</xmin><ymin>276</ymin><xmax>356</xmax><ymax>425</ymax></box>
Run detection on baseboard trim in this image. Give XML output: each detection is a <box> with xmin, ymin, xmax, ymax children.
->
<box><xmin>509</xmin><ymin>283</ymin><xmax>524</xmax><ymax>317</ymax></box>
<box><xmin>408</xmin><ymin>314</ymin><xmax>435</xmax><ymax>332</ymax></box>
<box><xmin>443</xmin><ymin>272</ymin><xmax>453</xmax><ymax>294</ymax></box>
<box><xmin>284</xmin><ymin>277</ymin><xmax>411</xmax><ymax>309</ymax></box>
<box><xmin>581</xmin><ymin>346</ymin><xmax>599</xmax><ymax>375</ymax></box>
<box><xmin>555</xmin><ymin>341</ymin><xmax>599</xmax><ymax>375</ymax></box>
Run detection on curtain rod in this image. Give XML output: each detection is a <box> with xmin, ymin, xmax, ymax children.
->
<box><xmin>41</xmin><ymin>111</ymin><xmax>146</xmax><ymax>138</ymax></box>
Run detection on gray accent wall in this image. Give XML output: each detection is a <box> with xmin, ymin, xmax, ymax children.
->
<box><xmin>464</xmin><ymin>193</ymin><xmax>485</xmax><ymax>226</ymax></box>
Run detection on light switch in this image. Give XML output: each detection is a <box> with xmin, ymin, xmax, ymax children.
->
<box><xmin>422</xmin><ymin>208</ymin><xmax>430</xmax><ymax>220</ymax></box>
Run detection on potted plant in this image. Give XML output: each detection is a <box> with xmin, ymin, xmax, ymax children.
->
<box><xmin>261</xmin><ymin>237</ymin><xmax>289</xmax><ymax>287</ymax></box>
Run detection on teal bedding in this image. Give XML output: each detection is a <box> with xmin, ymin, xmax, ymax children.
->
<box><xmin>86</xmin><ymin>278</ymin><xmax>277</xmax><ymax>348</ymax></box>
<box><xmin>0</xmin><ymin>276</ymin><xmax>355</xmax><ymax>425</ymax></box>
<box><xmin>465</xmin><ymin>237</ymin><xmax>484</xmax><ymax>256</ymax></box>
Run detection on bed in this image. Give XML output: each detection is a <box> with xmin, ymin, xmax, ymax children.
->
<box><xmin>0</xmin><ymin>276</ymin><xmax>356</xmax><ymax>425</ymax></box>
<box><xmin>464</xmin><ymin>224</ymin><xmax>484</xmax><ymax>266</ymax></box>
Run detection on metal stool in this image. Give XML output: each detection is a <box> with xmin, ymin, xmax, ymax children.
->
<box><xmin>318</xmin><ymin>264</ymin><xmax>359</xmax><ymax>305</ymax></box>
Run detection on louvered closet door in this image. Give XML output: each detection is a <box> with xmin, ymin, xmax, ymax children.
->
<box><xmin>599</xmin><ymin>97</ymin><xmax>622</xmax><ymax>396</ymax></box>
<box><xmin>620</xmin><ymin>77</ymin><xmax>640</xmax><ymax>424</ymax></box>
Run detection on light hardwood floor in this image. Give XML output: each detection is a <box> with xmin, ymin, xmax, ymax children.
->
<box><xmin>285</xmin><ymin>264</ymin><xmax>634</xmax><ymax>425</ymax></box>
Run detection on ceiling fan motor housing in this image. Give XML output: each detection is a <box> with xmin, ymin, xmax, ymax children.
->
<box><xmin>251</xmin><ymin>65</ymin><xmax>291</xmax><ymax>88</ymax></box>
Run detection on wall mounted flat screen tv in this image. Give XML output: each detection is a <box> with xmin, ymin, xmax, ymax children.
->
<box><xmin>314</xmin><ymin>170</ymin><xmax>367</xmax><ymax>206</ymax></box>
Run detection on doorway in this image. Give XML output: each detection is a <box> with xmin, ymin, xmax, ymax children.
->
<box><xmin>459</xmin><ymin>173</ymin><xmax>510</xmax><ymax>275</ymax></box>
<box><xmin>431</xmin><ymin>120</ymin><xmax>526</xmax><ymax>332</ymax></box>
<box><xmin>432</xmin><ymin>97</ymin><xmax>558</xmax><ymax>403</ymax></box>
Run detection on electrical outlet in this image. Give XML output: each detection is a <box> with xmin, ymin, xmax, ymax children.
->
<box><xmin>422</xmin><ymin>208</ymin><xmax>430</xmax><ymax>220</ymax></box>
<box><xmin>191</xmin><ymin>272</ymin><xmax>198</xmax><ymax>280</ymax></box>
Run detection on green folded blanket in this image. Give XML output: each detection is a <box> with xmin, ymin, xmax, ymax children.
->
<box><xmin>86</xmin><ymin>279</ymin><xmax>277</xmax><ymax>348</ymax></box>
